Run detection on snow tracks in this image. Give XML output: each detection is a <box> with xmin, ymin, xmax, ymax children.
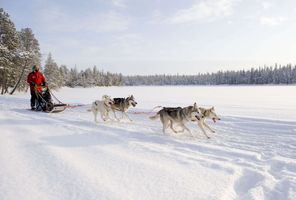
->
<box><xmin>0</xmin><ymin>96</ymin><xmax>296</xmax><ymax>200</ymax></box>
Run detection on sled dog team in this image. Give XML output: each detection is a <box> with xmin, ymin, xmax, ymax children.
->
<box><xmin>89</xmin><ymin>95</ymin><xmax>220</xmax><ymax>138</ymax></box>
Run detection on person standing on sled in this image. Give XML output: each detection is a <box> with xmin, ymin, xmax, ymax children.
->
<box><xmin>27</xmin><ymin>65</ymin><xmax>47</xmax><ymax>110</ymax></box>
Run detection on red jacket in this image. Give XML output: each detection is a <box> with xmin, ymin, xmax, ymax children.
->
<box><xmin>27</xmin><ymin>71</ymin><xmax>46</xmax><ymax>92</ymax></box>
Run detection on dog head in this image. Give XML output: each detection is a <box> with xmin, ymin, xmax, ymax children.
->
<box><xmin>127</xmin><ymin>95</ymin><xmax>137</xmax><ymax>107</ymax></box>
<box><xmin>102</xmin><ymin>95</ymin><xmax>114</xmax><ymax>106</ymax></box>
<box><xmin>190</xmin><ymin>102</ymin><xmax>200</xmax><ymax>121</ymax></box>
<box><xmin>208</xmin><ymin>107</ymin><xmax>221</xmax><ymax>123</ymax></box>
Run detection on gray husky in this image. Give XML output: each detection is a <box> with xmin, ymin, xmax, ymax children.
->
<box><xmin>197</xmin><ymin>107</ymin><xmax>221</xmax><ymax>139</ymax></box>
<box><xmin>150</xmin><ymin>103</ymin><xmax>200</xmax><ymax>135</ymax></box>
<box><xmin>111</xmin><ymin>95</ymin><xmax>137</xmax><ymax>121</ymax></box>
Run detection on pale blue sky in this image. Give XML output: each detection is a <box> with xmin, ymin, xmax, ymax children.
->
<box><xmin>2</xmin><ymin>0</ymin><xmax>296</xmax><ymax>74</ymax></box>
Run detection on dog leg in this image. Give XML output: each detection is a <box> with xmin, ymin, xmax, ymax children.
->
<box><xmin>198</xmin><ymin>122</ymin><xmax>210</xmax><ymax>139</ymax></box>
<box><xmin>204</xmin><ymin>122</ymin><xmax>215</xmax><ymax>133</ymax></box>
<box><xmin>124</xmin><ymin>112</ymin><xmax>133</xmax><ymax>122</ymax></box>
<box><xmin>182</xmin><ymin>124</ymin><xmax>192</xmax><ymax>136</ymax></box>
<box><xmin>103</xmin><ymin>111</ymin><xmax>110</xmax><ymax>121</ymax></box>
<box><xmin>94</xmin><ymin>112</ymin><xmax>98</xmax><ymax>123</ymax></box>
<box><xmin>113</xmin><ymin>110</ymin><xmax>120</xmax><ymax>121</ymax></box>
<box><xmin>169</xmin><ymin>121</ymin><xmax>178</xmax><ymax>133</ymax></box>
<box><xmin>179</xmin><ymin>127</ymin><xmax>185</xmax><ymax>132</ymax></box>
<box><xmin>100</xmin><ymin>112</ymin><xmax>106</xmax><ymax>121</ymax></box>
<box><xmin>173</xmin><ymin>124</ymin><xmax>184</xmax><ymax>133</ymax></box>
<box><xmin>161</xmin><ymin>118</ymin><xmax>169</xmax><ymax>135</ymax></box>
<box><xmin>105</xmin><ymin>112</ymin><xmax>110</xmax><ymax>121</ymax></box>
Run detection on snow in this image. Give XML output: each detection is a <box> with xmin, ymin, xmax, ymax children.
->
<box><xmin>1</xmin><ymin>86</ymin><xmax>296</xmax><ymax>200</ymax></box>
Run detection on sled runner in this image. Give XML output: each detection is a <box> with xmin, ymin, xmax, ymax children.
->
<box><xmin>34</xmin><ymin>86</ymin><xmax>67</xmax><ymax>113</ymax></box>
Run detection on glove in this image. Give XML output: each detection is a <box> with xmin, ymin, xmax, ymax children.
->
<box><xmin>42</xmin><ymin>82</ymin><xmax>48</xmax><ymax>86</ymax></box>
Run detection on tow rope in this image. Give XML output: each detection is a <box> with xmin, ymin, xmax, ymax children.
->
<box><xmin>64</xmin><ymin>104</ymin><xmax>86</xmax><ymax>108</ymax></box>
<box><xmin>48</xmin><ymin>88</ymin><xmax>64</xmax><ymax>104</ymax></box>
<box><xmin>130</xmin><ymin>106</ymin><xmax>163</xmax><ymax>115</ymax></box>
<box><xmin>48</xmin><ymin>88</ymin><xmax>87</xmax><ymax>109</ymax></box>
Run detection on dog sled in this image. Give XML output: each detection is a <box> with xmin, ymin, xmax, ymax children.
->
<box><xmin>34</xmin><ymin>86</ymin><xmax>67</xmax><ymax>113</ymax></box>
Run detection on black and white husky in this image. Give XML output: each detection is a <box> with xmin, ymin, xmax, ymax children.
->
<box><xmin>150</xmin><ymin>103</ymin><xmax>200</xmax><ymax>135</ymax></box>
<box><xmin>89</xmin><ymin>95</ymin><xmax>114</xmax><ymax>122</ymax></box>
<box><xmin>111</xmin><ymin>95</ymin><xmax>137</xmax><ymax>121</ymax></box>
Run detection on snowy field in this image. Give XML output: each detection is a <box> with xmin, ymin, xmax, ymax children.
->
<box><xmin>0</xmin><ymin>86</ymin><xmax>296</xmax><ymax>200</ymax></box>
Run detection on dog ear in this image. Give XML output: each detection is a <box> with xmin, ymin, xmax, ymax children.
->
<box><xmin>211</xmin><ymin>106</ymin><xmax>214</xmax><ymax>110</ymax></box>
<box><xmin>193</xmin><ymin>102</ymin><xmax>197</xmax><ymax>108</ymax></box>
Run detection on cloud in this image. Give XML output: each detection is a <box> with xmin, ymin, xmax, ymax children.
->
<box><xmin>111</xmin><ymin>0</ymin><xmax>127</xmax><ymax>8</ymax></box>
<box><xmin>84</xmin><ymin>11</ymin><xmax>129</xmax><ymax>32</ymax></box>
<box><xmin>148</xmin><ymin>10</ymin><xmax>164</xmax><ymax>24</ymax></box>
<box><xmin>166</xmin><ymin>0</ymin><xmax>239</xmax><ymax>24</ymax></box>
<box><xmin>262</xmin><ymin>1</ymin><xmax>273</xmax><ymax>10</ymax></box>
<box><xmin>73</xmin><ymin>33</ymin><xmax>145</xmax><ymax>64</ymax></box>
<box><xmin>38</xmin><ymin>6</ymin><xmax>129</xmax><ymax>33</ymax></box>
<box><xmin>260</xmin><ymin>16</ymin><xmax>286</xmax><ymax>26</ymax></box>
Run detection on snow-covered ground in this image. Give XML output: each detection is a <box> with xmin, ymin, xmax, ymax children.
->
<box><xmin>0</xmin><ymin>86</ymin><xmax>296</xmax><ymax>200</ymax></box>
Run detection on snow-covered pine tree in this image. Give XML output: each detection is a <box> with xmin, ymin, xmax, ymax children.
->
<box><xmin>67</xmin><ymin>67</ymin><xmax>78</xmax><ymax>87</ymax></box>
<box><xmin>59</xmin><ymin>65</ymin><xmax>70</xmax><ymax>86</ymax></box>
<box><xmin>84</xmin><ymin>68</ymin><xmax>94</xmax><ymax>87</ymax></box>
<box><xmin>77</xmin><ymin>70</ymin><xmax>86</xmax><ymax>87</ymax></box>
<box><xmin>92</xmin><ymin>65</ymin><xmax>101</xmax><ymax>86</ymax></box>
<box><xmin>43</xmin><ymin>53</ymin><xmax>63</xmax><ymax>89</ymax></box>
<box><xmin>10</xmin><ymin>28</ymin><xmax>41</xmax><ymax>94</ymax></box>
<box><xmin>0</xmin><ymin>8</ymin><xmax>20</xmax><ymax>94</ymax></box>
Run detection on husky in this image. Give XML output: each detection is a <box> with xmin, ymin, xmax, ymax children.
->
<box><xmin>111</xmin><ymin>95</ymin><xmax>137</xmax><ymax>121</ymax></box>
<box><xmin>89</xmin><ymin>95</ymin><xmax>114</xmax><ymax>122</ymax></box>
<box><xmin>197</xmin><ymin>107</ymin><xmax>221</xmax><ymax>139</ymax></box>
<box><xmin>150</xmin><ymin>103</ymin><xmax>200</xmax><ymax>135</ymax></box>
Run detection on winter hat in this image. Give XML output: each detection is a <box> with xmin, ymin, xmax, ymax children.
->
<box><xmin>32</xmin><ymin>65</ymin><xmax>40</xmax><ymax>71</ymax></box>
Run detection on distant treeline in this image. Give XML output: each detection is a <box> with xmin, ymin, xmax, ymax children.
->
<box><xmin>51</xmin><ymin>64</ymin><xmax>296</xmax><ymax>88</ymax></box>
<box><xmin>43</xmin><ymin>53</ymin><xmax>123</xmax><ymax>89</ymax></box>
<box><xmin>124</xmin><ymin>64</ymin><xmax>296</xmax><ymax>85</ymax></box>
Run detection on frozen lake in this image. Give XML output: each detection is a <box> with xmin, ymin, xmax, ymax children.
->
<box><xmin>54</xmin><ymin>85</ymin><xmax>296</xmax><ymax>121</ymax></box>
<box><xmin>1</xmin><ymin>85</ymin><xmax>296</xmax><ymax>200</ymax></box>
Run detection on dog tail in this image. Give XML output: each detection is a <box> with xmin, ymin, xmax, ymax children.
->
<box><xmin>152</xmin><ymin>105</ymin><xmax>163</xmax><ymax>111</ymax></box>
<box><xmin>149</xmin><ymin>106</ymin><xmax>163</xmax><ymax>120</ymax></box>
<box><xmin>149</xmin><ymin>113</ymin><xmax>160</xmax><ymax>120</ymax></box>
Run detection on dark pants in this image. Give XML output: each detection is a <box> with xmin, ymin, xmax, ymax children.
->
<box><xmin>30</xmin><ymin>89</ymin><xmax>37</xmax><ymax>108</ymax></box>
